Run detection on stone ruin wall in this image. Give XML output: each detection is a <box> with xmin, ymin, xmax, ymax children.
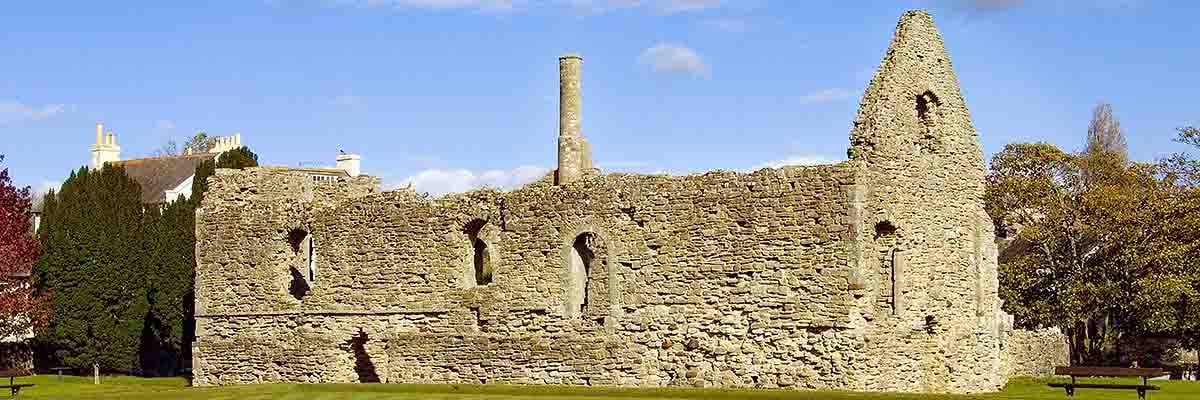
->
<box><xmin>1001</xmin><ymin>328</ymin><xmax>1070</xmax><ymax>378</ymax></box>
<box><xmin>194</xmin><ymin>166</ymin><xmax>865</xmax><ymax>387</ymax></box>
<box><xmin>192</xmin><ymin>163</ymin><xmax>1021</xmax><ymax>393</ymax></box>
<box><xmin>192</xmin><ymin>10</ymin><xmax>1065</xmax><ymax>394</ymax></box>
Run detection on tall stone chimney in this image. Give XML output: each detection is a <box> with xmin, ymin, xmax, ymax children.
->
<box><xmin>556</xmin><ymin>53</ymin><xmax>592</xmax><ymax>185</ymax></box>
<box><xmin>336</xmin><ymin>152</ymin><xmax>361</xmax><ymax>178</ymax></box>
<box><xmin>90</xmin><ymin>122</ymin><xmax>121</xmax><ymax>169</ymax></box>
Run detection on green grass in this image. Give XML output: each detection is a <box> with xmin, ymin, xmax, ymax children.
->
<box><xmin>9</xmin><ymin>375</ymin><xmax>1200</xmax><ymax>400</ymax></box>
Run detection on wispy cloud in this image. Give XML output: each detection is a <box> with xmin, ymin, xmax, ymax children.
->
<box><xmin>566</xmin><ymin>0</ymin><xmax>724</xmax><ymax>15</ymax></box>
<box><xmin>798</xmin><ymin>88</ymin><xmax>854</xmax><ymax>105</ymax></box>
<box><xmin>392</xmin><ymin>165</ymin><xmax>548</xmax><ymax>196</ymax></box>
<box><xmin>0</xmin><ymin>101</ymin><xmax>66</xmax><ymax>124</ymax></box>
<box><xmin>750</xmin><ymin>154</ymin><xmax>839</xmax><ymax>171</ymax></box>
<box><xmin>964</xmin><ymin>0</ymin><xmax>1024</xmax><ymax>10</ymax></box>
<box><xmin>640</xmin><ymin>42</ymin><xmax>710</xmax><ymax>78</ymax></box>
<box><xmin>294</xmin><ymin>0</ymin><xmax>725</xmax><ymax>15</ymax></box>
<box><xmin>702</xmin><ymin>17</ymin><xmax>747</xmax><ymax>33</ymax></box>
<box><xmin>932</xmin><ymin>0</ymin><xmax>1141</xmax><ymax>15</ymax></box>
<box><xmin>327</xmin><ymin>0</ymin><xmax>519</xmax><ymax>13</ymax></box>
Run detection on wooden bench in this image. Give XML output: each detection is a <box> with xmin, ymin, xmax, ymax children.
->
<box><xmin>0</xmin><ymin>369</ymin><xmax>34</xmax><ymax>398</ymax></box>
<box><xmin>1049</xmin><ymin>366</ymin><xmax>1163</xmax><ymax>399</ymax></box>
<box><xmin>48</xmin><ymin>367</ymin><xmax>71</xmax><ymax>381</ymax></box>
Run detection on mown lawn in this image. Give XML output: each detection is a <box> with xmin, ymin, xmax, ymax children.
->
<box><xmin>12</xmin><ymin>375</ymin><xmax>1200</xmax><ymax>400</ymax></box>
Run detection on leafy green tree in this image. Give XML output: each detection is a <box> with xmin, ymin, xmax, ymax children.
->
<box><xmin>181</xmin><ymin>132</ymin><xmax>214</xmax><ymax>155</ymax></box>
<box><xmin>989</xmin><ymin>140</ymin><xmax>1200</xmax><ymax>366</ymax></box>
<box><xmin>35</xmin><ymin>166</ymin><xmax>150</xmax><ymax>371</ymax></box>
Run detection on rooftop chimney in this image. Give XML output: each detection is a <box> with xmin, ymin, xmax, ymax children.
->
<box><xmin>336</xmin><ymin>152</ymin><xmax>361</xmax><ymax>178</ymax></box>
<box><xmin>90</xmin><ymin>124</ymin><xmax>121</xmax><ymax>169</ymax></box>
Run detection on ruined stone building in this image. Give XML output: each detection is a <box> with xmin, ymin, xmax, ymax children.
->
<box><xmin>192</xmin><ymin>11</ymin><xmax>1067</xmax><ymax>393</ymax></box>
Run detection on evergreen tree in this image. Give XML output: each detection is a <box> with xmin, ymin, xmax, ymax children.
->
<box><xmin>191</xmin><ymin>146</ymin><xmax>258</xmax><ymax>206</ymax></box>
<box><xmin>35</xmin><ymin>146</ymin><xmax>258</xmax><ymax>374</ymax></box>
<box><xmin>35</xmin><ymin>166</ymin><xmax>150</xmax><ymax>371</ymax></box>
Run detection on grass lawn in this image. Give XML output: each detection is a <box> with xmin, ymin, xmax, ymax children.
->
<box><xmin>11</xmin><ymin>375</ymin><xmax>1200</xmax><ymax>400</ymax></box>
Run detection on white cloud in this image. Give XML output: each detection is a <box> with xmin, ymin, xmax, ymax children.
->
<box><xmin>566</xmin><ymin>0</ymin><xmax>723</xmax><ymax>15</ymax></box>
<box><xmin>0</xmin><ymin>101</ymin><xmax>66</xmax><ymax>124</ymax></box>
<box><xmin>798</xmin><ymin>88</ymin><xmax>855</xmax><ymax>105</ymax></box>
<box><xmin>702</xmin><ymin>17</ymin><xmax>747</xmax><ymax>33</ymax></box>
<box><xmin>293</xmin><ymin>0</ymin><xmax>726</xmax><ymax>15</ymax></box>
<box><xmin>332</xmin><ymin>0</ymin><xmax>518</xmax><ymax>12</ymax></box>
<box><xmin>640</xmin><ymin>42</ymin><xmax>710</xmax><ymax>77</ymax></box>
<box><xmin>155</xmin><ymin>119</ymin><xmax>177</xmax><ymax>130</ymax></box>
<box><xmin>394</xmin><ymin>165</ymin><xmax>548</xmax><ymax>196</ymax></box>
<box><xmin>36</xmin><ymin>180</ymin><xmax>60</xmax><ymax>195</ymax></box>
<box><xmin>750</xmin><ymin>154</ymin><xmax>838</xmax><ymax>171</ymax></box>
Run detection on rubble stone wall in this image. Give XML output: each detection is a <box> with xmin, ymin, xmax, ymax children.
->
<box><xmin>1002</xmin><ymin>328</ymin><xmax>1069</xmax><ymax>377</ymax></box>
<box><xmin>192</xmin><ymin>10</ymin><xmax>1055</xmax><ymax>394</ymax></box>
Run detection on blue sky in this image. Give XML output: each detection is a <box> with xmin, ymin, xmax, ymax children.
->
<box><xmin>2</xmin><ymin>0</ymin><xmax>1197</xmax><ymax>196</ymax></box>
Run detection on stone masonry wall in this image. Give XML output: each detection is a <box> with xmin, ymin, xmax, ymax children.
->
<box><xmin>194</xmin><ymin>165</ymin><xmax>868</xmax><ymax>388</ymax></box>
<box><xmin>1002</xmin><ymin>328</ymin><xmax>1069</xmax><ymax>377</ymax></box>
<box><xmin>192</xmin><ymin>10</ymin><xmax>1054</xmax><ymax>394</ymax></box>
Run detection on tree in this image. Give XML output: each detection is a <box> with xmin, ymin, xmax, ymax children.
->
<box><xmin>153</xmin><ymin>140</ymin><xmax>179</xmax><ymax>157</ymax></box>
<box><xmin>988</xmin><ymin>141</ymin><xmax>1200</xmax><ymax>366</ymax></box>
<box><xmin>0</xmin><ymin>155</ymin><xmax>50</xmax><ymax>344</ymax></box>
<box><xmin>35</xmin><ymin>144</ymin><xmax>260</xmax><ymax>374</ymax></box>
<box><xmin>1154</xmin><ymin>125</ymin><xmax>1200</xmax><ymax>359</ymax></box>
<box><xmin>1162</xmin><ymin>126</ymin><xmax>1200</xmax><ymax>186</ymax></box>
<box><xmin>190</xmin><ymin>146</ymin><xmax>258</xmax><ymax>206</ymax></box>
<box><xmin>182</xmin><ymin>132</ymin><xmax>215</xmax><ymax>155</ymax></box>
<box><xmin>1085</xmin><ymin>102</ymin><xmax>1129</xmax><ymax>163</ymax></box>
<box><xmin>34</xmin><ymin>166</ymin><xmax>150</xmax><ymax>371</ymax></box>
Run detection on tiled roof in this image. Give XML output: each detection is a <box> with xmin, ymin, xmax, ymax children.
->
<box><xmin>110</xmin><ymin>154</ymin><xmax>217</xmax><ymax>203</ymax></box>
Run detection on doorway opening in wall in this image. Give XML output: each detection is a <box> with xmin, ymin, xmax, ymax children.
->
<box><xmin>568</xmin><ymin>232</ymin><xmax>596</xmax><ymax>317</ymax></box>
<box><xmin>465</xmin><ymin>219</ymin><xmax>492</xmax><ymax>286</ymax></box>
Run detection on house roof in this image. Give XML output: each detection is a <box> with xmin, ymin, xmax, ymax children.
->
<box><xmin>110</xmin><ymin>154</ymin><xmax>217</xmax><ymax>203</ymax></box>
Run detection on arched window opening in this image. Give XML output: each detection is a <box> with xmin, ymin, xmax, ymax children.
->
<box><xmin>465</xmin><ymin>219</ymin><xmax>492</xmax><ymax>286</ymax></box>
<box><xmin>873</xmin><ymin>220</ymin><xmax>900</xmax><ymax>315</ymax></box>
<box><xmin>916</xmin><ymin>91</ymin><xmax>941</xmax><ymax>153</ymax></box>
<box><xmin>567</xmin><ymin>232</ymin><xmax>596</xmax><ymax>317</ymax></box>
<box><xmin>286</xmin><ymin>227</ymin><xmax>313</xmax><ymax>301</ymax></box>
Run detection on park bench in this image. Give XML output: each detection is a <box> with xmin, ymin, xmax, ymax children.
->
<box><xmin>1049</xmin><ymin>366</ymin><xmax>1163</xmax><ymax>399</ymax></box>
<box><xmin>49</xmin><ymin>366</ymin><xmax>71</xmax><ymax>381</ymax></box>
<box><xmin>0</xmin><ymin>369</ymin><xmax>34</xmax><ymax>398</ymax></box>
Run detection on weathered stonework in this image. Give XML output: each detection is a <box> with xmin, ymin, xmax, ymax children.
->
<box><xmin>192</xmin><ymin>10</ymin><xmax>1062</xmax><ymax>393</ymax></box>
<box><xmin>1001</xmin><ymin>328</ymin><xmax>1070</xmax><ymax>378</ymax></box>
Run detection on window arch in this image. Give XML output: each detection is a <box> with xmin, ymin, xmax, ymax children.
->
<box><xmin>916</xmin><ymin>90</ymin><xmax>941</xmax><ymax>153</ymax></box>
<box><xmin>566</xmin><ymin>232</ymin><xmax>596</xmax><ymax>317</ymax></box>
<box><xmin>464</xmin><ymin>219</ymin><xmax>493</xmax><ymax>286</ymax></box>
<box><xmin>286</xmin><ymin>227</ymin><xmax>314</xmax><ymax>301</ymax></box>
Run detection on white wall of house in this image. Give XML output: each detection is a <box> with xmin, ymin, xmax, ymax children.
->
<box><xmin>164</xmin><ymin>174</ymin><xmax>196</xmax><ymax>203</ymax></box>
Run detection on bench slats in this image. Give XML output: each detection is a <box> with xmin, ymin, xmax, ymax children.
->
<box><xmin>1055</xmin><ymin>366</ymin><xmax>1164</xmax><ymax>377</ymax></box>
<box><xmin>1050</xmin><ymin>383</ymin><xmax>1160</xmax><ymax>390</ymax></box>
